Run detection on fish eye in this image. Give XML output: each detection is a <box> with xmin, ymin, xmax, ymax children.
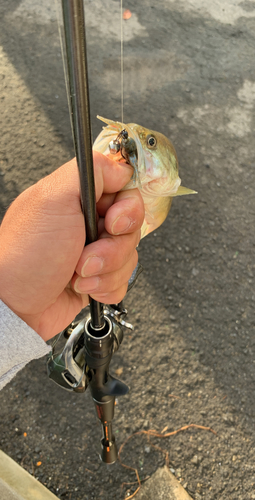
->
<box><xmin>146</xmin><ymin>134</ymin><xmax>157</xmax><ymax>149</ymax></box>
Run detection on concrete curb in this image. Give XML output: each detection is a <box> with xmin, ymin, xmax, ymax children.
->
<box><xmin>135</xmin><ymin>466</ymin><xmax>193</xmax><ymax>500</ymax></box>
<box><xmin>0</xmin><ymin>450</ymin><xmax>193</xmax><ymax>500</ymax></box>
<box><xmin>0</xmin><ymin>451</ymin><xmax>58</xmax><ymax>500</ymax></box>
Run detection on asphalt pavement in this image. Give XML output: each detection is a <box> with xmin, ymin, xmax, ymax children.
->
<box><xmin>0</xmin><ymin>1</ymin><xmax>255</xmax><ymax>499</ymax></box>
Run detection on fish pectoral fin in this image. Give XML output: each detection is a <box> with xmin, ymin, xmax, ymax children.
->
<box><xmin>171</xmin><ymin>186</ymin><xmax>197</xmax><ymax>197</ymax></box>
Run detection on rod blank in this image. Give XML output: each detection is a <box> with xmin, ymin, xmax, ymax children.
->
<box><xmin>61</xmin><ymin>0</ymin><xmax>104</xmax><ymax>329</ymax></box>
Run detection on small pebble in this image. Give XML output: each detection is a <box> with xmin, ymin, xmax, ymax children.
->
<box><xmin>191</xmin><ymin>455</ymin><xmax>199</xmax><ymax>465</ymax></box>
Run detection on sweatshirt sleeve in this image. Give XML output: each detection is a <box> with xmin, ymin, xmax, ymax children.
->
<box><xmin>0</xmin><ymin>300</ymin><xmax>51</xmax><ymax>390</ymax></box>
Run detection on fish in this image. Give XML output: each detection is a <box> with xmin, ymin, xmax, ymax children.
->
<box><xmin>93</xmin><ymin>116</ymin><xmax>196</xmax><ymax>238</ymax></box>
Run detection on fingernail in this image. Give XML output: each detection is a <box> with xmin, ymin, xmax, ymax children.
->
<box><xmin>74</xmin><ymin>276</ymin><xmax>100</xmax><ymax>293</ymax></box>
<box><xmin>111</xmin><ymin>216</ymin><xmax>134</xmax><ymax>235</ymax></box>
<box><xmin>81</xmin><ymin>256</ymin><xmax>104</xmax><ymax>277</ymax></box>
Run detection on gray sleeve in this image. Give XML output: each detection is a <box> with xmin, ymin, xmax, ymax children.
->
<box><xmin>0</xmin><ymin>300</ymin><xmax>51</xmax><ymax>390</ymax></box>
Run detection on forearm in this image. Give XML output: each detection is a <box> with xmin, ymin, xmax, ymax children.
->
<box><xmin>0</xmin><ymin>300</ymin><xmax>50</xmax><ymax>390</ymax></box>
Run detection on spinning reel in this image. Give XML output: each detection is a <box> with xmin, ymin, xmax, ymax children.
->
<box><xmin>47</xmin><ymin>304</ymin><xmax>132</xmax><ymax>464</ymax></box>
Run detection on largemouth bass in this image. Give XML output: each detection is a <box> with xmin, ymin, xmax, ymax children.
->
<box><xmin>93</xmin><ymin>116</ymin><xmax>196</xmax><ymax>238</ymax></box>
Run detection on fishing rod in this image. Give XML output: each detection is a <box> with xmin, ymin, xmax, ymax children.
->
<box><xmin>61</xmin><ymin>0</ymin><xmax>103</xmax><ymax>330</ymax></box>
<box><xmin>47</xmin><ymin>0</ymin><xmax>131</xmax><ymax>464</ymax></box>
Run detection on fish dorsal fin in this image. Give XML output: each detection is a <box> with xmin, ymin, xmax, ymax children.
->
<box><xmin>171</xmin><ymin>185</ymin><xmax>197</xmax><ymax>197</ymax></box>
<box><xmin>97</xmin><ymin>115</ymin><xmax>123</xmax><ymax>128</ymax></box>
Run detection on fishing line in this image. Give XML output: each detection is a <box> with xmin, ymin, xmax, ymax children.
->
<box><xmin>55</xmin><ymin>0</ymin><xmax>75</xmax><ymax>141</ymax></box>
<box><xmin>58</xmin><ymin>0</ymin><xmax>124</xmax><ymax>124</ymax></box>
<box><xmin>120</xmin><ymin>0</ymin><xmax>124</xmax><ymax>123</ymax></box>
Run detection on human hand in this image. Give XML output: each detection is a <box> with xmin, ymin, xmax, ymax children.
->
<box><xmin>0</xmin><ymin>153</ymin><xmax>144</xmax><ymax>341</ymax></box>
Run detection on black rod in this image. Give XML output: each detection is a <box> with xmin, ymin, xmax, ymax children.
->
<box><xmin>61</xmin><ymin>0</ymin><xmax>104</xmax><ymax>329</ymax></box>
